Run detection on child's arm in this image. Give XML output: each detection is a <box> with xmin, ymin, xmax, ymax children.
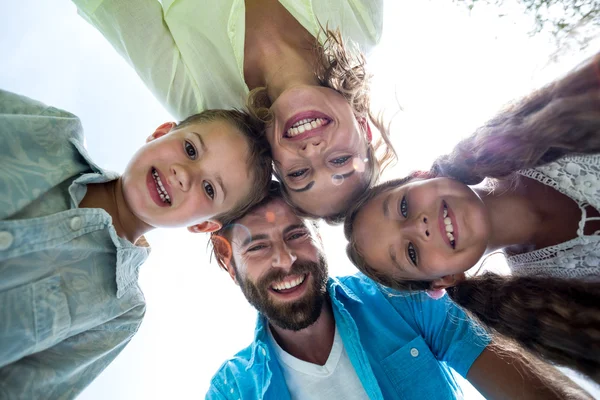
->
<box><xmin>71</xmin><ymin>0</ymin><xmax>199</xmax><ymax>120</ymax></box>
<box><xmin>0</xmin><ymin>310</ymin><xmax>143</xmax><ymax>399</ymax></box>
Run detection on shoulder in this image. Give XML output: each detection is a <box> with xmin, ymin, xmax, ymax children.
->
<box><xmin>208</xmin><ymin>343</ymin><xmax>256</xmax><ymax>395</ymax></box>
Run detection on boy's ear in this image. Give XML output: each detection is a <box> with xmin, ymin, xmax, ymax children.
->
<box><xmin>188</xmin><ymin>220</ymin><xmax>222</xmax><ymax>233</ymax></box>
<box><xmin>430</xmin><ymin>272</ymin><xmax>466</xmax><ymax>290</ymax></box>
<box><xmin>147</xmin><ymin>122</ymin><xmax>177</xmax><ymax>143</ymax></box>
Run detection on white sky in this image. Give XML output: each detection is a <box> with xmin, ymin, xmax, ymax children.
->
<box><xmin>2</xmin><ymin>0</ymin><xmax>599</xmax><ymax>398</ymax></box>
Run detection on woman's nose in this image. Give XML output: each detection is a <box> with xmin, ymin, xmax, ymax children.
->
<box><xmin>299</xmin><ymin>138</ymin><xmax>324</xmax><ymax>156</ymax></box>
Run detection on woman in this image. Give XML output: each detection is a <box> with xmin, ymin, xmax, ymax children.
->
<box><xmin>72</xmin><ymin>0</ymin><xmax>396</xmax><ymax>219</ymax></box>
<box><xmin>344</xmin><ymin>52</ymin><xmax>600</xmax><ymax>383</ymax></box>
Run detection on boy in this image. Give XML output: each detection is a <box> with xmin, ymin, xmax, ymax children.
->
<box><xmin>0</xmin><ymin>89</ymin><xmax>271</xmax><ymax>399</ymax></box>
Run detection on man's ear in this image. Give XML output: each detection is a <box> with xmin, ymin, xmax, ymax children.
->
<box><xmin>147</xmin><ymin>121</ymin><xmax>177</xmax><ymax>143</ymax></box>
<box><xmin>430</xmin><ymin>272</ymin><xmax>466</xmax><ymax>290</ymax></box>
<box><xmin>357</xmin><ymin>117</ymin><xmax>372</xmax><ymax>143</ymax></box>
<box><xmin>187</xmin><ymin>220</ymin><xmax>222</xmax><ymax>233</ymax></box>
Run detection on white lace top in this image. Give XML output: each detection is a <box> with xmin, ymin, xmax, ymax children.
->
<box><xmin>507</xmin><ymin>155</ymin><xmax>600</xmax><ymax>281</ymax></box>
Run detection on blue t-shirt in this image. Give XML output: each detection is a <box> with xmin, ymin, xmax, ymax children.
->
<box><xmin>207</xmin><ymin>274</ymin><xmax>490</xmax><ymax>400</ymax></box>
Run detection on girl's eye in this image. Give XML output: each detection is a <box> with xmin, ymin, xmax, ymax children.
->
<box><xmin>400</xmin><ymin>196</ymin><xmax>408</xmax><ymax>218</ymax></box>
<box><xmin>287</xmin><ymin>168</ymin><xmax>308</xmax><ymax>179</ymax></box>
<box><xmin>184</xmin><ymin>141</ymin><xmax>197</xmax><ymax>159</ymax></box>
<box><xmin>407</xmin><ymin>242</ymin><xmax>418</xmax><ymax>266</ymax></box>
<box><xmin>203</xmin><ymin>181</ymin><xmax>215</xmax><ymax>199</ymax></box>
<box><xmin>330</xmin><ymin>155</ymin><xmax>351</xmax><ymax>166</ymax></box>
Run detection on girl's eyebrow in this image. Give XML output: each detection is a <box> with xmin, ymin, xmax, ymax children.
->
<box><xmin>388</xmin><ymin>245</ymin><xmax>406</xmax><ymax>273</ymax></box>
<box><xmin>383</xmin><ymin>194</ymin><xmax>391</xmax><ymax>218</ymax></box>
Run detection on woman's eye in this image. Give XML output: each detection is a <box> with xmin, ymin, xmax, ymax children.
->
<box><xmin>287</xmin><ymin>168</ymin><xmax>308</xmax><ymax>179</ymax></box>
<box><xmin>330</xmin><ymin>155</ymin><xmax>351</xmax><ymax>166</ymax></box>
<box><xmin>407</xmin><ymin>242</ymin><xmax>418</xmax><ymax>266</ymax></box>
<box><xmin>184</xmin><ymin>141</ymin><xmax>197</xmax><ymax>159</ymax></box>
<box><xmin>400</xmin><ymin>196</ymin><xmax>408</xmax><ymax>218</ymax></box>
<box><xmin>203</xmin><ymin>181</ymin><xmax>215</xmax><ymax>199</ymax></box>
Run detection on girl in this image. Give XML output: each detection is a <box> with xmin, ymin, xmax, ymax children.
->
<box><xmin>344</xmin><ymin>53</ymin><xmax>600</xmax><ymax>383</ymax></box>
<box><xmin>72</xmin><ymin>0</ymin><xmax>397</xmax><ymax>220</ymax></box>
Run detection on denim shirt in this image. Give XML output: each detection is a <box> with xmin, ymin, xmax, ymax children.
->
<box><xmin>206</xmin><ymin>274</ymin><xmax>490</xmax><ymax>400</ymax></box>
<box><xmin>0</xmin><ymin>90</ymin><xmax>150</xmax><ymax>399</ymax></box>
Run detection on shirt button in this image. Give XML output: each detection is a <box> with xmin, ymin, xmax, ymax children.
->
<box><xmin>69</xmin><ymin>216</ymin><xmax>83</xmax><ymax>231</ymax></box>
<box><xmin>0</xmin><ymin>231</ymin><xmax>14</xmax><ymax>250</ymax></box>
<box><xmin>410</xmin><ymin>348</ymin><xmax>419</xmax><ymax>357</ymax></box>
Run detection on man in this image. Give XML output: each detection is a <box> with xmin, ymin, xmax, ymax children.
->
<box><xmin>206</xmin><ymin>183</ymin><xmax>590</xmax><ymax>400</ymax></box>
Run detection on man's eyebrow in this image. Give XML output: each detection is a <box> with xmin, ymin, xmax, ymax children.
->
<box><xmin>241</xmin><ymin>233</ymin><xmax>268</xmax><ymax>248</ymax></box>
<box><xmin>283</xmin><ymin>224</ymin><xmax>307</xmax><ymax>235</ymax></box>
<box><xmin>191</xmin><ymin>132</ymin><xmax>207</xmax><ymax>153</ymax></box>
<box><xmin>289</xmin><ymin>181</ymin><xmax>315</xmax><ymax>193</ymax></box>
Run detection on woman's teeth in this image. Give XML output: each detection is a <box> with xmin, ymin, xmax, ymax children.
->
<box><xmin>272</xmin><ymin>275</ymin><xmax>306</xmax><ymax>291</ymax></box>
<box><xmin>286</xmin><ymin>118</ymin><xmax>328</xmax><ymax>137</ymax></box>
<box><xmin>152</xmin><ymin>168</ymin><xmax>171</xmax><ymax>205</ymax></box>
<box><xmin>443</xmin><ymin>204</ymin><xmax>455</xmax><ymax>248</ymax></box>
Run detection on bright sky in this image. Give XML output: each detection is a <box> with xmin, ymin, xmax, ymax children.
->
<box><xmin>2</xmin><ymin>0</ymin><xmax>600</xmax><ymax>398</ymax></box>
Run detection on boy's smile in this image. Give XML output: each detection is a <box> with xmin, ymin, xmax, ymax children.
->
<box><xmin>147</xmin><ymin>167</ymin><xmax>172</xmax><ymax>207</ymax></box>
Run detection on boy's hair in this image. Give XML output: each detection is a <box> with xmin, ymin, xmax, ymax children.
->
<box><xmin>209</xmin><ymin>181</ymin><xmax>284</xmax><ymax>272</ymax></box>
<box><xmin>175</xmin><ymin>109</ymin><xmax>272</xmax><ymax>226</ymax></box>
<box><xmin>247</xmin><ymin>28</ymin><xmax>397</xmax><ymax>222</ymax></box>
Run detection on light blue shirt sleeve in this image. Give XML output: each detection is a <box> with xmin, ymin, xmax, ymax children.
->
<box><xmin>387</xmin><ymin>291</ymin><xmax>490</xmax><ymax>378</ymax></box>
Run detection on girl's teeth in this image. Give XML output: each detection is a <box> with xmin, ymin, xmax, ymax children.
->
<box><xmin>443</xmin><ymin>208</ymin><xmax>448</xmax><ymax>218</ymax></box>
<box><xmin>447</xmin><ymin>232</ymin><xmax>454</xmax><ymax>241</ymax></box>
<box><xmin>445</xmin><ymin>223</ymin><xmax>454</xmax><ymax>232</ymax></box>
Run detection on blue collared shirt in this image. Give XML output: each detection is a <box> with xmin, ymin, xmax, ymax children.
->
<box><xmin>207</xmin><ymin>274</ymin><xmax>490</xmax><ymax>400</ymax></box>
<box><xmin>0</xmin><ymin>90</ymin><xmax>150</xmax><ymax>399</ymax></box>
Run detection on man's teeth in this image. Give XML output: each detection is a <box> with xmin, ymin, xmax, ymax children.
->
<box><xmin>286</xmin><ymin>118</ymin><xmax>327</xmax><ymax>137</ymax></box>
<box><xmin>152</xmin><ymin>168</ymin><xmax>171</xmax><ymax>204</ymax></box>
<box><xmin>443</xmin><ymin>204</ymin><xmax>455</xmax><ymax>248</ymax></box>
<box><xmin>272</xmin><ymin>275</ymin><xmax>306</xmax><ymax>291</ymax></box>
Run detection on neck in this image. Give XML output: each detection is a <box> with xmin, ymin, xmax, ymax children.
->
<box><xmin>244</xmin><ymin>0</ymin><xmax>320</xmax><ymax>100</ymax></box>
<box><xmin>269</xmin><ymin>298</ymin><xmax>335</xmax><ymax>366</ymax></box>
<box><xmin>475</xmin><ymin>180</ymin><xmax>542</xmax><ymax>253</ymax></box>
<box><xmin>80</xmin><ymin>179</ymin><xmax>153</xmax><ymax>243</ymax></box>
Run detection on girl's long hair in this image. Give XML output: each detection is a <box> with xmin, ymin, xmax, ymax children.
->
<box><xmin>345</xmin><ymin>52</ymin><xmax>600</xmax><ymax>383</ymax></box>
<box><xmin>430</xmin><ymin>52</ymin><xmax>600</xmax><ymax>185</ymax></box>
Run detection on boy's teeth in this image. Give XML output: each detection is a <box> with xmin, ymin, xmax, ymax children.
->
<box><xmin>286</xmin><ymin>118</ymin><xmax>327</xmax><ymax>137</ymax></box>
<box><xmin>152</xmin><ymin>168</ymin><xmax>171</xmax><ymax>205</ymax></box>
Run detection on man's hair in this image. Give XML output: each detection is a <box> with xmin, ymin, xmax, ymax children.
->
<box><xmin>175</xmin><ymin>109</ymin><xmax>272</xmax><ymax>226</ymax></box>
<box><xmin>209</xmin><ymin>181</ymin><xmax>284</xmax><ymax>272</ymax></box>
<box><xmin>247</xmin><ymin>28</ymin><xmax>397</xmax><ymax>221</ymax></box>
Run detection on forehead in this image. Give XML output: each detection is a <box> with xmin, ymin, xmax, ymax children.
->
<box><xmin>231</xmin><ymin>199</ymin><xmax>305</xmax><ymax>241</ymax></box>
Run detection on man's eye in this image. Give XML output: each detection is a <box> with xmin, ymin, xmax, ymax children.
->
<box><xmin>287</xmin><ymin>168</ymin><xmax>308</xmax><ymax>179</ymax></box>
<box><xmin>407</xmin><ymin>242</ymin><xmax>418</xmax><ymax>266</ymax></box>
<box><xmin>330</xmin><ymin>155</ymin><xmax>351</xmax><ymax>166</ymax></box>
<box><xmin>287</xmin><ymin>231</ymin><xmax>308</xmax><ymax>241</ymax></box>
<box><xmin>184</xmin><ymin>141</ymin><xmax>197</xmax><ymax>159</ymax></box>
<box><xmin>248</xmin><ymin>244</ymin><xmax>267</xmax><ymax>252</ymax></box>
<box><xmin>400</xmin><ymin>196</ymin><xmax>408</xmax><ymax>218</ymax></box>
<box><xmin>203</xmin><ymin>181</ymin><xmax>215</xmax><ymax>199</ymax></box>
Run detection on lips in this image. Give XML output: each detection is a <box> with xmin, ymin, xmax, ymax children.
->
<box><xmin>146</xmin><ymin>167</ymin><xmax>173</xmax><ymax>207</ymax></box>
<box><xmin>282</xmin><ymin>111</ymin><xmax>332</xmax><ymax>141</ymax></box>
<box><xmin>269</xmin><ymin>273</ymin><xmax>310</xmax><ymax>300</ymax></box>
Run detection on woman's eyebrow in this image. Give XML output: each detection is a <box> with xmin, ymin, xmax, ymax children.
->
<box><xmin>289</xmin><ymin>181</ymin><xmax>315</xmax><ymax>192</ymax></box>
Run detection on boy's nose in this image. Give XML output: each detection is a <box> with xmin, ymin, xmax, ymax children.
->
<box><xmin>170</xmin><ymin>164</ymin><xmax>191</xmax><ymax>192</ymax></box>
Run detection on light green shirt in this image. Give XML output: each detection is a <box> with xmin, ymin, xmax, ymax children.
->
<box><xmin>72</xmin><ymin>0</ymin><xmax>383</xmax><ymax>120</ymax></box>
<box><xmin>0</xmin><ymin>89</ymin><xmax>150</xmax><ymax>399</ymax></box>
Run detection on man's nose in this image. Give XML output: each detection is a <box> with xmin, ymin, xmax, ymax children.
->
<box><xmin>272</xmin><ymin>242</ymin><xmax>297</xmax><ymax>270</ymax></box>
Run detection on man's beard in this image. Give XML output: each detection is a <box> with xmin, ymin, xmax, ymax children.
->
<box><xmin>237</xmin><ymin>254</ymin><xmax>329</xmax><ymax>331</ymax></box>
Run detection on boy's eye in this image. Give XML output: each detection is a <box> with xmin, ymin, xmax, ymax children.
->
<box><xmin>287</xmin><ymin>168</ymin><xmax>308</xmax><ymax>179</ymax></box>
<box><xmin>399</xmin><ymin>196</ymin><xmax>408</xmax><ymax>218</ymax></box>
<box><xmin>407</xmin><ymin>242</ymin><xmax>418</xmax><ymax>266</ymax></box>
<box><xmin>184</xmin><ymin>141</ymin><xmax>197</xmax><ymax>160</ymax></box>
<box><xmin>203</xmin><ymin>181</ymin><xmax>215</xmax><ymax>199</ymax></box>
<box><xmin>330</xmin><ymin>155</ymin><xmax>351</xmax><ymax>166</ymax></box>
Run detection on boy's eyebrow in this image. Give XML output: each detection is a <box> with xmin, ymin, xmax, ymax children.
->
<box><xmin>217</xmin><ymin>175</ymin><xmax>227</xmax><ymax>201</ymax></box>
<box><xmin>191</xmin><ymin>132</ymin><xmax>207</xmax><ymax>153</ymax></box>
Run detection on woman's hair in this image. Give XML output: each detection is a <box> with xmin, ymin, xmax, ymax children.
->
<box><xmin>175</xmin><ymin>109</ymin><xmax>272</xmax><ymax>226</ymax></box>
<box><xmin>247</xmin><ymin>28</ymin><xmax>397</xmax><ymax>223</ymax></box>
<box><xmin>430</xmin><ymin>52</ymin><xmax>600</xmax><ymax>185</ymax></box>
